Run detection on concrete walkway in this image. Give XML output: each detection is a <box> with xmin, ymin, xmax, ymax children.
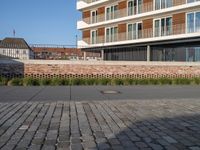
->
<box><xmin>1</xmin><ymin>86</ymin><xmax>200</xmax><ymax>102</ymax></box>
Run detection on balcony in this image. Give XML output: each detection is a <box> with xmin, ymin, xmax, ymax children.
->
<box><xmin>79</xmin><ymin>24</ymin><xmax>200</xmax><ymax>48</ymax></box>
<box><xmin>77</xmin><ymin>0</ymin><xmax>109</xmax><ymax>10</ymax></box>
<box><xmin>78</xmin><ymin>2</ymin><xmax>153</xmax><ymax>29</ymax></box>
<box><xmin>77</xmin><ymin>1</ymin><xmax>200</xmax><ymax>30</ymax></box>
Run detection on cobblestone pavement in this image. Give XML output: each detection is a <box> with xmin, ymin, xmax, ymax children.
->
<box><xmin>0</xmin><ymin>100</ymin><xmax>200</xmax><ymax>150</ymax></box>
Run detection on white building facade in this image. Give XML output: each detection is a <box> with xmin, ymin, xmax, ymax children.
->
<box><xmin>77</xmin><ymin>0</ymin><xmax>200</xmax><ymax>61</ymax></box>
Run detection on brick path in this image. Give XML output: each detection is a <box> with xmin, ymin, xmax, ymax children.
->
<box><xmin>0</xmin><ymin>100</ymin><xmax>200</xmax><ymax>150</ymax></box>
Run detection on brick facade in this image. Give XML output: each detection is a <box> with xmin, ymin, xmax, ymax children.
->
<box><xmin>1</xmin><ymin>60</ymin><xmax>200</xmax><ymax>79</ymax></box>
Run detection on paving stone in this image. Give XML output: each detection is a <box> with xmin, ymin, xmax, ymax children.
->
<box><xmin>0</xmin><ymin>100</ymin><xmax>199</xmax><ymax>150</ymax></box>
<box><xmin>190</xmin><ymin>147</ymin><xmax>200</xmax><ymax>150</ymax></box>
<box><xmin>162</xmin><ymin>136</ymin><xmax>177</xmax><ymax>144</ymax></box>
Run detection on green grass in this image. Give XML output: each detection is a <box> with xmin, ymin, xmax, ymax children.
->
<box><xmin>1</xmin><ymin>77</ymin><xmax>200</xmax><ymax>86</ymax></box>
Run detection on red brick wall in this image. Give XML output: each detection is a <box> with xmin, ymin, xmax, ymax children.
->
<box><xmin>1</xmin><ymin>61</ymin><xmax>200</xmax><ymax>79</ymax></box>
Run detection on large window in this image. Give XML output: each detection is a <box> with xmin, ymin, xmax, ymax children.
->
<box><xmin>106</xmin><ymin>27</ymin><xmax>118</xmax><ymax>43</ymax></box>
<box><xmin>155</xmin><ymin>0</ymin><xmax>172</xmax><ymax>10</ymax></box>
<box><xmin>151</xmin><ymin>47</ymin><xmax>200</xmax><ymax>62</ymax></box>
<box><xmin>187</xmin><ymin>11</ymin><xmax>200</xmax><ymax>33</ymax></box>
<box><xmin>106</xmin><ymin>5</ymin><xmax>118</xmax><ymax>20</ymax></box>
<box><xmin>127</xmin><ymin>0</ymin><xmax>142</xmax><ymax>16</ymax></box>
<box><xmin>154</xmin><ymin>17</ymin><xmax>172</xmax><ymax>37</ymax></box>
<box><xmin>91</xmin><ymin>30</ymin><xmax>97</xmax><ymax>44</ymax></box>
<box><xmin>128</xmin><ymin>22</ymin><xmax>142</xmax><ymax>40</ymax></box>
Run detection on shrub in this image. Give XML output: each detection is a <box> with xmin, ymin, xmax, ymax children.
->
<box><xmin>148</xmin><ymin>78</ymin><xmax>159</xmax><ymax>85</ymax></box>
<box><xmin>71</xmin><ymin>78</ymin><xmax>85</xmax><ymax>85</ymax></box>
<box><xmin>136</xmin><ymin>79</ymin><xmax>149</xmax><ymax>85</ymax></box>
<box><xmin>123</xmin><ymin>78</ymin><xmax>133</xmax><ymax>85</ymax></box>
<box><xmin>23</xmin><ymin>78</ymin><xmax>40</xmax><ymax>86</ymax></box>
<box><xmin>85</xmin><ymin>78</ymin><xmax>97</xmax><ymax>85</ymax></box>
<box><xmin>111</xmin><ymin>78</ymin><xmax>124</xmax><ymax>85</ymax></box>
<box><xmin>98</xmin><ymin>78</ymin><xmax>111</xmax><ymax>85</ymax></box>
<box><xmin>159</xmin><ymin>78</ymin><xmax>173</xmax><ymax>85</ymax></box>
<box><xmin>40</xmin><ymin>78</ymin><xmax>51</xmax><ymax>86</ymax></box>
<box><xmin>193</xmin><ymin>78</ymin><xmax>200</xmax><ymax>85</ymax></box>
<box><xmin>8</xmin><ymin>78</ymin><xmax>23</xmax><ymax>86</ymax></box>
<box><xmin>50</xmin><ymin>78</ymin><xmax>65</xmax><ymax>86</ymax></box>
<box><xmin>173</xmin><ymin>78</ymin><xmax>191</xmax><ymax>85</ymax></box>
<box><xmin>0</xmin><ymin>77</ymin><xmax>8</xmax><ymax>86</ymax></box>
<box><xmin>63</xmin><ymin>79</ymin><xmax>70</xmax><ymax>85</ymax></box>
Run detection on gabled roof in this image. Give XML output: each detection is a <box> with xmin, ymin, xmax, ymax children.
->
<box><xmin>0</xmin><ymin>37</ymin><xmax>30</xmax><ymax>49</ymax></box>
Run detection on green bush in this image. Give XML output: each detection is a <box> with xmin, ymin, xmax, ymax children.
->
<box><xmin>50</xmin><ymin>78</ymin><xmax>65</xmax><ymax>86</ymax></box>
<box><xmin>0</xmin><ymin>77</ymin><xmax>8</xmax><ymax>86</ymax></box>
<box><xmin>8</xmin><ymin>78</ymin><xmax>23</xmax><ymax>86</ymax></box>
<box><xmin>98</xmin><ymin>78</ymin><xmax>111</xmax><ymax>85</ymax></box>
<box><xmin>40</xmin><ymin>78</ymin><xmax>51</xmax><ymax>86</ymax></box>
<box><xmin>148</xmin><ymin>78</ymin><xmax>159</xmax><ymax>85</ymax></box>
<box><xmin>136</xmin><ymin>79</ymin><xmax>149</xmax><ymax>85</ymax></box>
<box><xmin>63</xmin><ymin>79</ymin><xmax>70</xmax><ymax>85</ymax></box>
<box><xmin>111</xmin><ymin>78</ymin><xmax>124</xmax><ymax>85</ymax></box>
<box><xmin>3</xmin><ymin>77</ymin><xmax>200</xmax><ymax>86</ymax></box>
<box><xmin>159</xmin><ymin>78</ymin><xmax>173</xmax><ymax>85</ymax></box>
<box><xmin>193</xmin><ymin>78</ymin><xmax>200</xmax><ymax>85</ymax></box>
<box><xmin>85</xmin><ymin>78</ymin><xmax>97</xmax><ymax>85</ymax></box>
<box><xmin>71</xmin><ymin>78</ymin><xmax>86</xmax><ymax>85</ymax></box>
<box><xmin>23</xmin><ymin>78</ymin><xmax>40</xmax><ymax>86</ymax></box>
<box><xmin>173</xmin><ymin>78</ymin><xmax>191</xmax><ymax>85</ymax></box>
<box><xmin>123</xmin><ymin>78</ymin><xmax>133</xmax><ymax>85</ymax></box>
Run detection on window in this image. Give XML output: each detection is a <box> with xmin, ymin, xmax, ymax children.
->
<box><xmin>23</xmin><ymin>50</ymin><xmax>26</xmax><ymax>55</ymax></box>
<box><xmin>154</xmin><ymin>17</ymin><xmax>172</xmax><ymax>37</ymax></box>
<box><xmin>106</xmin><ymin>5</ymin><xmax>118</xmax><ymax>20</ymax></box>
<box><xmin>91</xmin><ymin>30</ymin><xmax>97</xmax><ymax>44</ymax></box>
<box><xmin>105</xmin><ymin>27</ymin><xmax>118</xmax><ymax>43</ymax></box>
<box><xmin>91</xmin><ymin>10</ymin><xmax>97</xmax><ymax>23</ymax></box>
<box><xmin>128</xmin><ymin>22</ymin><xmax>142</xmax><ymax>40</ymax></box>
<box><xmin>3</xmin><ymin>50</ymin><xmax>5</xmax><ymax>54</ymax></box>
<box><xmin>127</xmin><ymin>0</ymin><xmax>142</xmax><ymax>16</ymax></box>
<box><xmin>187</xmin><ymin>11</ymin><xmax>200</xmax><ymax>33</ymax></box>
<box><xmin>155</xmin><ymin>0</ymin><xmax>172</xmax><ymax>10</ymax></box>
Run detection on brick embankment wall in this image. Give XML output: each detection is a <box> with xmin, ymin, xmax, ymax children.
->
<box><xmin>1</xmin><ymin>60</ymin><xmax>200</xmax><ymax>79</ymax></box>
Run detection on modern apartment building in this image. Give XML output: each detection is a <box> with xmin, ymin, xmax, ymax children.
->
<box><xmin>77</xmin><ymin>0</ymin><xmax>200</xmax><ymax>61</ymax></box>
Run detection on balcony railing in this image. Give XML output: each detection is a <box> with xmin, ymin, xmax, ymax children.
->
<box><xmin>82</xmin><ymin>24</ymin><xmax>195</xmax><ymax>45</ymax></box>
<box><xmin>80</xmin><ymin>2</ymin><xmax>155</xmax><ymax>25</ymax></box>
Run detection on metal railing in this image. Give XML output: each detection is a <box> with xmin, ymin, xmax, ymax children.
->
<box><xmin>82</xmin><ymin>23</ymin><xmax>199</xmax><ymax>45</ymax></box>
<box><xmin>80</xmin><ymin>2</ymin><xmax>154</xmax><ymax>24</ymax></box>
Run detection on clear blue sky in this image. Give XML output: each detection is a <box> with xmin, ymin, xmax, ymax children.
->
<box><xmin>0</xmin><ymin>0</ymin><xmax>81</xmax><ymax>45</ymax></box>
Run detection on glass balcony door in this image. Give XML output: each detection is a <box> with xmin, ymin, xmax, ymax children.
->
<box><xmin>91</xmin><ymin>30</ymin><xmax>97</xmax><ymax>44</ymax></box>
<box><xmin>154</xmin><ymin>17</ymin><xmax>172</xmax><ymax>37</ymax></box>
<box><xmin>155</xmin><ymin>0</ymin><xmax>172</xmax><ymax>10</ymax></box>
<box><xmin>128</xmin><ymin>22</ymin><xmax>142</xmax><ymax>40</ymax></box>
<box><xmin>91</xmin><ymin>10</ymin><xmax>97</xmax><ymax>24</ymax></box>
<box><xmin>106</xmin><ymin>5</ymin><xmax>118</xmax><ymax>20</ymax></box>
<box><xmin>106</xmin><ymin>27</ymin><xmax>118</xmax><ymax>43</ymax></box>
<box><xmin>187</xmin><ymin>11</ymin><xmax>200</xmax><ymax>33</ymax></box>
<box><xmin>127</xmin><ymin>0</ymin><xmax>142</xmax><ymax>16</ymax></box>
